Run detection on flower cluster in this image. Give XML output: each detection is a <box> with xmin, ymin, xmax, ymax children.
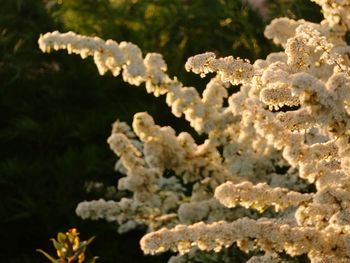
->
<box><xmin>39</xmin><ymin>0</ymin><xmax>350</xmax><ymax>262</ymax></box>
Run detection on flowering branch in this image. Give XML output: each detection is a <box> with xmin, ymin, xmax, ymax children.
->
<box><xmin>38</xmin><ymin>0</ymin><xmax>350</xmax><ymax>261</ymax></box>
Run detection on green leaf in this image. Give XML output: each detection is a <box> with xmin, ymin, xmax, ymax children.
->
<box><xmin>57</xmin><ymin>232</ymin><xmax>67</xmax><ymax>243</ymax></box>
<box><xmin>87</xmin><ymin>256</ymin><xmax>99</xmax><ymax>263</ymax></box>
<box><xmin>13</xmin><ymin>39</ymin><xmax>22</xmax><ymax>53</ymax></box>
<box><xmin>51</xmin><ymin>238</ymin><xmax>64</xmax><ymax>251</ymax></box>
<box><xmin>86</xmin><ymin>236</ymin><xmax>96</xmax><ymax>246</ymax></box>
<box><xmin>36</xmin><ymin>249</ymin><xmax>59</xmax><ymax>263</ymax></box>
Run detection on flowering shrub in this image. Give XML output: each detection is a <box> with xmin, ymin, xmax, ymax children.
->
<box><xmin>38</xmin><ymin>0</ymin><xmax>350</xmax><ymax>262</ymax></box>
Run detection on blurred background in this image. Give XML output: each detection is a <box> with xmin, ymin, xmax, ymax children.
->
<box><xmin>0</xmin><ymin>0</ymin><xmax>322</xmax><ymax>262</ymax></box>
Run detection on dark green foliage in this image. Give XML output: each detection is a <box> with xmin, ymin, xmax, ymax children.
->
<box><xmin>0</xmin><ymin>1</ymin><xmax>168</xmax><ymax>262</ymax></box>
<box><xmin>48</xmin><ymin>0</ymin><xmax>273</xmax><ymax>81</ymax></box>
<box><xmin>267</xmin><ymin>0</ymin><xmax>323</xmax><ymax>23</ymax></box>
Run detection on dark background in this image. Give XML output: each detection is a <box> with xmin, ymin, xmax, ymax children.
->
<box><xmin>0</xmin><ymin>0</ymin><xmax>322</xmax><ymax>262</ymax></box>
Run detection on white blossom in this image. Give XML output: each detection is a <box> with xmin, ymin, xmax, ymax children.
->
<box><xmin>39</xmin><ymin>1</ymin><xmax>350</xmax><ymax>261</ymax></box>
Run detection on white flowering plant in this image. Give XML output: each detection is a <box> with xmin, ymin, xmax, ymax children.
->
<box><xmin>38</xmin><ymin>0</ymin><xmax>350</xmax><ymax>262</ymax></box>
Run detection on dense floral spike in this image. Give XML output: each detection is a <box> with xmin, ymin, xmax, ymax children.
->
<box><xmin>39</xmin><ymin>0</ymin><xmax>350</xmax><ymax>262</ymax></box>
<box><xmin>140</xmin><ymin>218</ymin><xmax>350</xmax><ymax>261</ymax></box>
<box><xmin>215</xmin><ymin>181</ymin><xmax>313</xmax><ymax>212</ymax></box>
